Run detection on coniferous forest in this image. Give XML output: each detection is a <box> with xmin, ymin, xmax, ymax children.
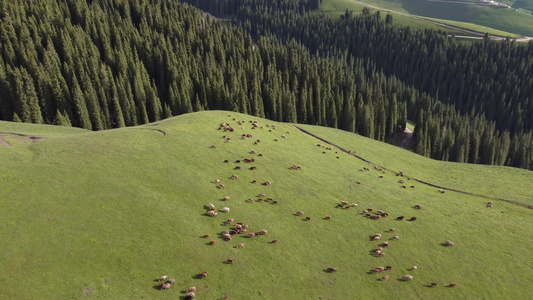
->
<box><xmin>0</xmin><ymin>0</ymin><xmax>532</xmax><ymax>169</ymax></box>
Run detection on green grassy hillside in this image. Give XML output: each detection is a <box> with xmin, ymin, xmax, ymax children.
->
<box><xmin>321</xmin><ymin>0</ymin><xmax>533</xmax><ymax>36</ymax></box>
<box><xmin>0</xmin><ymin>111</ymin><xmax>531</xmax><ymax>299</ymax></box>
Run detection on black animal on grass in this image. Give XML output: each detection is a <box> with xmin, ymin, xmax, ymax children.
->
<box><xmin>408</xmin><ymin>217</ymin><xmax>417</xmax><ymax>221</ymax></box>
<box><xmin>396</xmin><ymin>216</ymin><xmax>405</xmax><ymax>220</ymax></box>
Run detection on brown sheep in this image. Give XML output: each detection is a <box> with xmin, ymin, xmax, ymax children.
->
<box><xmin>325</xmin><ymin>216</ymin><xmax>332</xmax><ymax>220</ymax></box>
<box><xmin>237</xmin><ymin>243</ymin><xmax>245</xmax><ymax>248</ymax></box>
<box><xmin>198</xmin><ymin>271</ymin><xmax>208</xmax><ymax>279</ymax></box>
<box><xmin>203</xmin><ymin>234</ymin><xmax>210</xmax><ymax>238</ymax></box>
<box><xmin>227</xmin><ymin>259</ymin><xmax>234</xmax><ymax>264</ymax></box>
<box><xmin>263</xmin><ymin>181</ymin><xmax>272</xmax><ymax>186</ymax></box>
<box><xmin>160</xmin><ymin>283</ymin><xmax>171</xmax><ymax>290</ymax></box>
<box><xmin>260</xmin><ymin>230</ymin><xmax>268</xmax><ymax>235</ymax></box>
<box><xmin>326</xmin><ymin>267</ymin><xmax>337</xmax><ymax>272</ymax></box>
<box><xmin>222</xmin><ymin>196</ymin><xmax>231</xmax><ymax>201</ymax></box>
<box><xmin>270</xmin><ymin>239</ymin><xmax>278</xmax><ymax>244</ymax></box>
<box><xmin>431</xmin><ymin>282</ymin><xmax>438</xmax><ymax>287</ymax></box>
<box><xmin>381</xmin><ymin>242</ymin><xmax>389</xmax><ymax>247</ymax></box>
<box><xmin>219</xmin><ymin>184</ymin><xmax>226</xmax><ymax>189</ymax></box>
<box><xmin>444</xmin><ymin>240</ymin><xmax>455</xmax><ymax>247</ymax></box>
<box><xmin>306</xmin><ymin>217</ymin><xmax>311</xmax><ymax>221</ymax></box>
<box><xmin>209</xmin><ymin>241</ymin><xmax>216</xmax><ymax>245</ymax></box>
<box><xmin>448</xmin><ymin>283</ymin><xmax>457</xmax><ymax>287</ymax></box>
<box><xmin>415</xmin><ymin>204</ymin><xmax>422</xmax><ymax>210</ymax></box>
<box><xmin>385</xmin><ymin>265</ymin><xmax>392</xmax><ymax>270</ymax></box>
<box><xmin>187</xmin><ymin>286</ymin><xmax>196</xmax><ymax>293</ymax></box>
<box><xmin>381</xmin><ymin>275</ymin><xmax>389</xmax><ymax>281</ymax></box>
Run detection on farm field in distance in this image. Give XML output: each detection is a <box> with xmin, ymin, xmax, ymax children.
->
<box><xmin>321</xmin><ymin>0</ymin><xmax>533</xmax><ymax>37</ymax></box>
<box><xmin>0</xmin><ymin>111</ymin><xmax>532</xmax><ymax>299</ymax></box>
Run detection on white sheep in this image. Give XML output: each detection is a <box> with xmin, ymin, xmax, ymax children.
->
<box><xmin>209</xmin><ymin>203</ymin><xmax>215</xmax><ymax>210</ymax></box>
<box><xmin>403</xmin><ymin>275</ymin><xmax>413</xmax><ymax>281</ymax></box>
<box><xmin>222</xmin><ymin>207</ymin><xmax>230</xmax><ymax>213</ymax></box>
<box><xmin>411</xmin><ymin>266</ymin><xmax>418</xmax><ymax>270</ymax></box>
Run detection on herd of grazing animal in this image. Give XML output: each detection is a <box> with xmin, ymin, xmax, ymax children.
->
<box><xmin>157</xmin><ymin>115</ymin><xmax>463</xmax><ymax>296</ymax></box>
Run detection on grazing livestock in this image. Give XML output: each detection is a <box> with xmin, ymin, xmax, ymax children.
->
<box><xmin>166</xmin><ymin>279</ymin><xmax>176</xmax><ymax>284</ymax></box>
<box><xmin>231</xmin><ymin>175</ymin><xmax>238</xmax><ymax>179</ymax></box>
<box><xmin>445</xmin><ymin>240</ymin><xmax>455</xmax><ymax>247</ymax></box>
<box><xmin>411</xmin><ymin>266</ymin><xmax>418</xmax><ymax>270</ymax></box>
<box><xmin>159</xmin><ymin>283</ymin><xmax>171</xmax><ymax>290</ymax></box>
<box><xmin>263</xmin><ymin>181</ymin><xmax>272</xmax><ymax>186</ymax></box>
<box><xmin>386</xmin><ymin>265</ymin><xmax>392</xmax><ymax>270</ymax></box>
<box><xmin>234</xmin><ymin>166</ymin><xmax>241</xmax><ymax>170</ymax></box>
<box><xmin>381</xmin><ymin>242</ymin><xmax>389</xmax><ymax>247</ymax></box>
<box><xmin>296</xmin><ymin>211</ymin><xmax>304</xmax><ymax>216</ymax></box>
<box><xmin>225</xmin><ymin>218</ymin><xmax>235</xmax><ymax>225</ymax></box>
<box><xmin>237</xmin><ymin>243</ymin><xmax>245</xmax><ymax>248</ymax></box>
<box><xmin>325</xmin><ymin>216</ymin><xmax>332</xmax><ymax>220</ymax></box>
<box><xmin>487</xmin><ymin>203</ymin><xmax>493</xmax><ymax>208</ymax></box>
<box><xmin>209</xmin><ymin>241</ymin><xmax>216</xmax><ymax>245</ymax></box>
<box><xmin>391</xmin><ymin>236</ymin><xmax>399</xmax><ymax>240</ymax></box>
<box><xmin>252</xmin><ymin>180</ymin><xmax>257</xmax><ymax>183</ymax></box>
<box><xmin>403</xmin><ymin>275</ymin><xmax>414</xmax><ymax>281</ymax></box>
<box><xmin>396</xmin><ymin>216</ymin><xmax>405</xmax><ymax>220</ymax></box>
<box><xmin>352</xmin><ymin>203</ymin><xmax>358</xmax><ymax>207</ymax></box>
<box><xmin>381</xmin><ymin>275</ymin><xmax>389</xmax><ymax>281</ymax></box>
<box><xmin>159</xmin><ymin>275</ymin><xmax>168</xmax><ymax>282</ymax></box>
<box><xmin>222</xmin><ymin>207</ymin><xmax>230</xmax><ymax>213</ymax></box>
<box><xmin>260</xmin><ymin>230</ymin><xmax>268</xmax><ymax>235</ymax></box>
<box><xmin>341</xmin><ymin>201</ymin><xmax>348</xmax><ymax>205</ymax></box>
<box><xmin>227</xmin><ymin>259</ymin><xmax>234</xmax><ymax>264</ymax></box>
<box><xmin>326</xmin><ymin>267</ymin><xmax>337</xmax><ymax>272</ymax></box>
<box><xmin>389</xmin><ymin>228</ymin><xmax>395</xmax><ymax>232</ymax></box>
<box><xmin>249</xmin><ymin>166</ymin><xmax>257</xmax><ymax>170</ymax></box>
<box><xmin>247</xmin><ymin>233</ymin><xmax>256</xmax><ymax>238</ymax></box>
<box><xmin>198</xmin><ymin>271</ymin><xmax>208</xmax><ymax>279</ymax></box>
<box><xmin>369</xmin><ymin>215</ymin><xmax>382</xmax><ymax>220</ymax></box>
<box><xmin>270</xmin><ymin>239</ymin><xmax>279</xmax><ymax>244</ymax></box>
<box><xmin>448</xmin><ymin>283</ymin><xmax>457</xmax><ymax>287</ymax></box>
<box><xmin>215</xmin><ymin>179</ymin><xmax>221</xmax><ymax>183</ymax></box>
<box><xmin>206</xmin><ymin>210</ymin><xmax>218</xmax><ymax>217</ymax></box>
<box><xmin>209</xmin><ymin>203</ymin><xmax>216</xmax><ymax>210</ymax></box>
<box><xmin>187</xmin><ymin>286</ymin><xmax>196</xmax><ymax>293</ymax></box>
<box><xmin>431</xmin><ymin>282</ymin><xmax>438</xmax><ymax>287</ymax></box>
<box><xmin>399</xmin><ymin>180</ymin><xmax>405</xmax><ymax>184</ymax></box>
<box><xmin>306</xmin><ymin>217</ymin><xmax>311</xmax><ymax>221</ymax></box>
<box><xmin>219</xmin><ymin>184</ymin><xmax>226</xmax><ymax>189</ymax></box>
<box><xmin>439</xmin><ymin>189</ymin><xmax>445</xmax><ymax>194</ymax></box>
<box><xmin>408</xmin><ymin>217</ymin><xmax>417</xmax><ymax>221</ymax></box>
<box><xmin>223</xmin><ymin>196</ymin><xmax>231</xmax><ymax>201</ymax></box>
<box><xmin>414</xmin><ymin>204</ymin><xmax>422</xmax><ymax>209</ymax></box>
<box><xmin>203</xmin><ymin>234</ymin><xmax>210</xmax><ymax>238</ymax></box>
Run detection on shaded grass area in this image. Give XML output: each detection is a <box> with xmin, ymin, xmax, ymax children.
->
<box><xmin>321</xmin><ymin>0</ymin><xmax>533</xmax><ymax>36</ymax></box>
<box><xmin>0</xmin><ymin>111</ymin><xmax>531</xmax><ymax>299</ymax></box>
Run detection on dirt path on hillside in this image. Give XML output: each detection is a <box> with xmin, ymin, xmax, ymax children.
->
<box><xmin>294</xmin><ymin>126</ymin><xmax>533</xmax><ymax>209</ymax></box>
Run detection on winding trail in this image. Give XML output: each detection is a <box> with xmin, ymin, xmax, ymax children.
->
<box><xmin>294</xmin><ymin>126</ymin><xmax>533</xmax><ymax>209</ymax></box>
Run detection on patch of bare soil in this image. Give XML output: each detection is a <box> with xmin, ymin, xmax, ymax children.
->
<box><xmin>0</xmin><ymin>132</ymin><xmax>42</xmax><ymax>146</ymax></box>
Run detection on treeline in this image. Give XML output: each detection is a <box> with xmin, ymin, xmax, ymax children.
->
<box><xmin>0</xmin><ymin>0</ymin><xmax>407</xmax><ymax>137</ymax></box>
<box><xmin>181</xmin><ymin>0</ymin><xmax>533</xmax><ymax>169</ymax></box>
<box><xmin>0</xmin><ymin>0</ymin><xmax>532</xmax><ymax>169</ymax></box>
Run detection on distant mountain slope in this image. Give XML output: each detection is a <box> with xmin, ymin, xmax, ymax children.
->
<box><xmin>0</xmin><ymin>111</ymin><xmax>531</xmax><ymax>299</ymax></box>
